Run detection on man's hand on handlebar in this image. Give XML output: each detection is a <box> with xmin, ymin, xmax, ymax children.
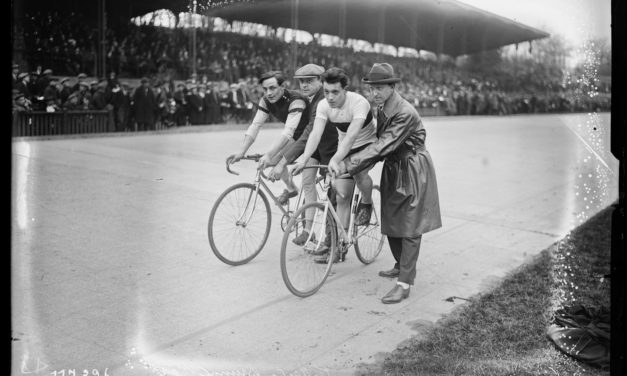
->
<box><xmin>258</xmin><ymin>154</ymin><xmax>273</xmax><ymax>171</ymax></box>
<box><xmin>226</xmin><ymin>152</ymin><xmax>245</xmax><ymax>166</ymax></box>
<box><xmin>268</xmin><ymin>158</ymin><xmax>287</xmax><ymax>181</ymax></box>
<box><xmin>291</xmin><ymin>161</ymin><xmax>306</xmax><ymax>176</ymax></box>
<box><xmin>327</xmin><ymin>159</ymin><xmax>347</xmax><ymax>178</ymax></box>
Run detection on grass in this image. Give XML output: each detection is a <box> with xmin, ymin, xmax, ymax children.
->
<box><xmin>356</xmin><ymin>205</ymin><xmax>613</xmax><ymax>376</ymax></box>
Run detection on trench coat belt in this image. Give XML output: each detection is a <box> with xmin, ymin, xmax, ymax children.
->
<box><xmin>386</xmin><ymin>144</ymin><xmax>423</xmax><ymax>162</ymax></box>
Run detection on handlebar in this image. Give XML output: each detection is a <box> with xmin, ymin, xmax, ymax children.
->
<box><xmin>298</xmin><ymin>164</ymin><xmax>351</xmax><ymax>180</ymax></box>
<box><xmin>226</xmin><ymin>153</ymin><xmax>263</xmax><ymax>175</ymax></box>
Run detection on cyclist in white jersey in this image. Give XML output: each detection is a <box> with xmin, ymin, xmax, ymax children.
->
<box><xmin>293</xmin><ymin>67</ymin><xmax>376</xmax><ymax>262</ymax></box>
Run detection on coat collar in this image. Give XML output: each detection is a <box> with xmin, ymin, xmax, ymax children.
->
<box><xmin>311</xmin><ymin>86</ymin><xmax>324</xmax><ymax>103</ymax></box>
<box><xmin>381</xmin><ymin>91</ymin><xmax>403</xmax><ymax>118</ymax></box>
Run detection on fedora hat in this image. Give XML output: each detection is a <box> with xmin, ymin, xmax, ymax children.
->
<box><xmin>361</xmin><ymin>63</ymin><xmax>401</xmax><ymax>84</ymax></box>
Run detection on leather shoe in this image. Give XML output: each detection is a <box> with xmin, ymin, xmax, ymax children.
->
<box><xmin>378</xmin><ymin>268</ymin><xmax>400</xmax><ymax>278</ymax></box>
<box><xmin>314</xmin><ymin>251</ymin><xmax>340</xmax><ymax>264</ymax></box>
<box><xmin>277</xmin><ymin>189</ymin><xmax>298</xmax><ymax>205</ymax></box>
<box><xmin>381</xmin><ymin>285</ymin><xmax>410</xmax><ymax>304</ymax></box>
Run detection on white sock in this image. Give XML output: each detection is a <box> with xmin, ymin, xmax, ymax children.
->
<box><xmin>396</xmin><ymin>281</ymin><xmax>409</xmax><ymax>289</ymax></box>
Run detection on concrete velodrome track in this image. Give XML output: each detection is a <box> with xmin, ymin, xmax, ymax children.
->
<box><xmin>12</xmin><ymin>113</ymin><xmax>617</xmax><ymax>375</ymax></box>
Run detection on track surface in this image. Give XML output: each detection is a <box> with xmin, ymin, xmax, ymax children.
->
<box><xmin>12</xmin><ymin>113</ymin><xmax>617</xmax><ymax>375</ymax></box>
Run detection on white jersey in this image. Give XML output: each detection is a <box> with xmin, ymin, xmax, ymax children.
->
<box><xmin>315</xmin><ymin>91</ymin><xmax>376</xmax><ymax>149</ymax></box>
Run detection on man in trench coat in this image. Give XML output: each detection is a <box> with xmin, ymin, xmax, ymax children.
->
<box><xmin>329</xmin><ymin>63</ymin><xmax>442</xmax><ymax>304</ymax></box>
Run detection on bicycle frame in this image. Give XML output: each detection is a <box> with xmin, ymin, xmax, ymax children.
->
<box><xmin>299</xmin><ymin>167</ymin><xmax>361</xmax><ymax>252</ymax></box>
<box><xmin>227</xmin><ymin>156</ymin><xmax>323</xmax><ymax>228</ymax></box>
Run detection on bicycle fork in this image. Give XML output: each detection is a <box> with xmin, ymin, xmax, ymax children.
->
<box><xmin>236</xmin><ymin>181</ymin><xmax>262</xmax><ymax>227</ymax></box>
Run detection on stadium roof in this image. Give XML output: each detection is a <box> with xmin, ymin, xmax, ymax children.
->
<box><xmin>18</xmin><ymin>0</ymin><xmax>549</xmax><ymax>57</ymax></box>
<box><xmin>205</xmin><ymin>0</ymin><xmax>550</xmax><ymax>57</ymax></box>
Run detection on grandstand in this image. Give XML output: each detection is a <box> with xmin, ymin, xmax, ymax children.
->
<box><xmin>11</xmin><ymin>0</ymin><xmax>610</xmax><ymax>137</ymax></box>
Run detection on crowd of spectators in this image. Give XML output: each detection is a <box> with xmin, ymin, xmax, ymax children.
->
<box><xmin>14</xmin><ymin>11</ymin><xmax>610</xmax><ymax>130</ymax></box>
<box><xmin>12</xmin><ymin>64</ymin><xmax>263</xmax><ymax>130</ymax></box>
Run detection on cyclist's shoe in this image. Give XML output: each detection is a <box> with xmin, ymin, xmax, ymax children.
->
<box><xmin>277</xmin><ymin>189</ymin><xmax>298</xmax><ymax>205</ymax></box>
<box><xmin>355</xmin><ymin>203</ymin><xmax>373</xmax><ymax>226</ymax></box>
<box><xmin>310</xmin><ymin>236</ymin><xmax>331</xmax><ymax>256</ymax></box>
<box><xmin>314</xmin><ymin>250</ymin><xmax>341</xmax><ymax>264</ymax></box>
<box><xmin>293</xmin><ymin>231</ymin><xmax>313</xmax><ymax>246</ymax></box>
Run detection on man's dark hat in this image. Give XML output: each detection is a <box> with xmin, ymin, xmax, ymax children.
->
<box><xmin>361</xmin><ymin>63</ymin><xmax>401</xmax><ymax>84</ymax></box>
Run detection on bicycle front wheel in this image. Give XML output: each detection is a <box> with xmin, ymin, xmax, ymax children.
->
<box><xmin>208</xmin><ymin>183</ymin><xmax>271</xmax><ymax>265</ymax></box>
<box><xmin>354</xmin><ymin>185</ymin><xmax>385</xmax><ymax>264</ymax></box>
<box><xmin>280</xmin><ymin>202</ymin><xmax>337</xmax><ymax>297</ymax></box>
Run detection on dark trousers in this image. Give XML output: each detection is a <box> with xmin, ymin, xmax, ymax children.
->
<box><xmin>387</xmin><ymin>235</ymin><xmax>422</xmax><ymax>285</ymax></box>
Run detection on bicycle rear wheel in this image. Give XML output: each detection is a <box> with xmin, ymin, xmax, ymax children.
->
<box><xmin>208</xmin><ymin>183</ymin><xmax>271</xmax><ymax>265</ymax></box>
<box><xmin>280</xmin><ymin>202</ymin><xmax>337</xmax><ymax>297</ymax></box>
<box><xmin>354</xmin><ymin>185</ymin><xmax>385</xmax><ymax>264</ymax></box>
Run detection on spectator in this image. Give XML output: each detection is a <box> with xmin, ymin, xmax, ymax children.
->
<box><xmin>132</xmin><ymin>77</ymin><xmax>157</xmax><ymax>131</ymax></box>
<box><xmin>35</xmin><ymin>68</ymin><xmax>53</xmax><ymax>96</ymax></box>
<box><xmin>13</xmin><ymin>92</ymin><xmax>32</xmax><ymax>113</ymax></box>
<box><xmin>43</xmin><ymin>79</ymin><xmax>60</xmax><ymax>106</ymax></box>
<box><xmin>203</xmin><ymin>82</ymin><xmax>222</xmax><ymax>124</ymax></box>
<box><xmin>12</xmin><ymin>63</ymin><xmax>20</xmax><ymax>88</ymax></box>
<box><xmin>76</xmin><ymin>81</ymin><xmax>92</xmax><ymax>110</ymax></box>
<box><xmin>73</xmin><ymin>72</ymin><xmax>88</xmax><ymax>93</ymax></box>
<box><xmin>186</xmin><ymin>84</ymin><xmax>204</xmax><ymax>125</ymax></box>
<box><xmin>16</xmin><ymin>72</ymin><xmax>32</xmax><ymax>98</ymax></box>
<box><xmin>110</xmin><ymin>82</ymin><xmax>131</xmax><ymax>132</ymax></box>
<box><xmin>58</xmin><ymin>78</ymin><xmax>73</xmax><ymax>104</ymax></box>
<box><xmin>172</xmin><ymin>83</ymin><xmax>188</xmax><ymax>126</ymax></box>
<box><xmin>91</xmin><ymin>79</ymin><xmax>110</xmax><ymax>111</ymax></box>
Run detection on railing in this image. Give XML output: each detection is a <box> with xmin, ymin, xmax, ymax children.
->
<box><xmin>12</xmin><ymin>110</ymin><xmax>114</xmax><ymax>137</ymax></box>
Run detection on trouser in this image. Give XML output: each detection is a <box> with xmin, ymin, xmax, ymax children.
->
<box><xmin>387</xmin><ymin>235</ymin><xmax>422</xmax><ymax>285</ymax></box>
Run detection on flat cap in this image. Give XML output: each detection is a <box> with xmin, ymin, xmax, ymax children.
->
<box><xmin>43</xmin><ymin>69</ymin><xmax>53</xmax><ymax>75</ymax></box>
<box><xmin>77</xmin><ymin>73</ymin><xmax>87</xmax><ymax>79</ymax></box>
<box><xmin>293</xmin><ymin>64</ymin><xmax>325</xmax><ymax>78</ymax></box>
<box><xmin>18</xmin><ymin>72</ymin><xmax>29</xmax><ymax>80</ymax></box>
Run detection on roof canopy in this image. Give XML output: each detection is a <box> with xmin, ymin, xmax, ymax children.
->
<box><xmin>17</xmin><ymin>0</ymin><xmax>549</xmax><ymax>57</ymax></box>
<box><xmin>206</xmin><ymin>0</ymin><xmax>549</xmax><ymax>57</ymax></box>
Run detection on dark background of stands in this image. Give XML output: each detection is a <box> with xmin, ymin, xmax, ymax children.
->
<box><xmin>11</xmin><ymin>0</ymin><xmax>611</xmax><ymax>137</ymax></box>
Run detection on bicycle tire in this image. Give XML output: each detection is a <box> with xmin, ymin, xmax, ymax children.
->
<box><xmin>280</xmin><ymin>202</ymin><xmax>337</xmax><ymax>297</ymax></box>
<box><xmin>208</xmin><ymin>183</ymin><xmax>271</xmax><ymax>265</ymax></box>
<box><xmin>354</xmin><ymin>185</ymin><xmax>385</xmax><ymax>264</ymax></box>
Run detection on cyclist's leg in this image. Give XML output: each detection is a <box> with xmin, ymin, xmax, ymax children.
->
<box><xmin>275</xmin><ymin>149</ymin><xmax>298</xmax><ymax>194</ymax></box>
<box><xmin>331</xmin><ymin>177</ymin><xmax>355</xmax><ymax>233</ymax></box>
<box><xmin>302</xmin><ymin>157</ymin><xmax>320</xmax><ymax>231</ymax></box>
<box><xmin>353</xmin><ymin>166</ymin><xmax>373</xmax><ymax>204</ymax></box>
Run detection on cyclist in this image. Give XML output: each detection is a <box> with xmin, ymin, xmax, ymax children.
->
<box><xmin>292</xmin><ymin>67</ymin><xmax>377</xmax><ymax>263</ymax></box>
<box><xmin>226</xmin><ymin>70</ymin><xmax>311</xmax><ymax>205</ymax></box>
<box><xmin>268</xmin><ymin>64</ymin><xmax>339</xmax><ymax>247</ymax></box>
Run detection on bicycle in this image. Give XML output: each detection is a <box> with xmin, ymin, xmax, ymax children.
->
<box><xmin>207</xmin><ymin>154</ymin><xmax>323</xmax><ymax>266</ymax></box>
<box><xmin>280</xmin><ymin>165</ymin><xmax>385</xmax><ymax>297</ymax></box>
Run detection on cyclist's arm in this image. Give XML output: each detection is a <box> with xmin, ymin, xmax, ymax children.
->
<box><xmin>331</xmin><ymin>117</ymin><xmax>366</xmax><ymax>163</ymax></box>
<box><xmin>239</xmin><ymin>98</ymin><xmax>269</xmax><ymax>155</ymax></box>
<box><xmin>298</xmin><ymin>116</ymin><xmax>326</xmax><ymax>163</ymax></box>
<box><xmin>264</xmin><ymin>99</ymin><xmax>306</xmax><ymax>159</ymax></box>
<box><xmin>283</xmin><ymin>122</ymin><xmax>312</xmax><ymax>164</ymax></box>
